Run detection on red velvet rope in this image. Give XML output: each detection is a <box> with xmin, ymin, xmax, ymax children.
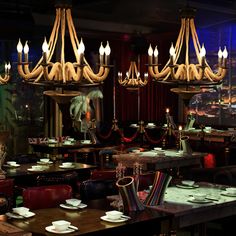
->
<box><xmin>144</xmin><ymin>130</ymin><xmax>168</xmax><ymax>144</ymax></box>
<box><xmin>96</xmin><ymin>128</ymin><xmax>113</xmax><ymax>140</ymax></box>
<box><xmin>118</xmin><ymin>129</ymin><xmax>139</xmax><ymax>143</ymax></box>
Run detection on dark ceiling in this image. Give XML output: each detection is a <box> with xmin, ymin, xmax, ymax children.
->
<box><xmin>0</xmin><ymin>0</ymin><xmax>236</xmax><ymax>37</ymax></box>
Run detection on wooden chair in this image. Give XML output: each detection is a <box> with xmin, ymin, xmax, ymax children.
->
<box><xmin>22</xmin><ymin>185</ymin><xmax>72</xmax><ymax>210</ymax></box>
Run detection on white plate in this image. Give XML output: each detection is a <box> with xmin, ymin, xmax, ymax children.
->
<box><xmin>188</xmin><ymin>197</ymin><xmax>212</xmax><ymax>204</ymax></box>
<box><xmin>176</xmin><ymin>184</ymin><xmax>199</xmax><ymax>189</ymax></box>
<box><xmin>60</xmin><ymin>203</ymin><xmax>87</xmax><ymax>210</ymax></box>
<box><xmin>37</xmin><ymin>161</ymin><xmax>53</xmax><ymax>165</ymax></box>
<box><xmin>59</xmin><ymin>165</ymin><xmax>75</xmax><ymax>169</ymax></box>
<box><xmin>100</xmin><ymin>215</ymin><xmax>128</xmax><ymax>223</ymax></box>
<box><xmin>27</xmin><ymin>168</ymin><xmax>44</xmax><ymax>172</ymax></box>
<box><xmin>221</xmin><ymin>191</ymin><xmax>236</xmax><ymax>197</ymax></box>
<box><xmin>4</xmin><ymin>164</ymin><xmax>20</xmax><ymax>168</ymax></box>
<box><xmin>6</xmin><ymin>211</ymin><xmax>35</xmax><ymax>219</ymax></box>
<box><xmin>45</xmin><ymin>225</ymin><xmax>78</xmax><ymax>234</ymax></box>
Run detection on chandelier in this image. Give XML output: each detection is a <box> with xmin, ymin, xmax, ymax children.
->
<box><xmin>16</xmin><ymin>1</ymin><xmax>111</xmax><ymax>86</ymax></box>
<box><xmin>118</xmin><ymin>61</ymin><xmax>148</xmax><ymax>90</ymax></box>
<box><xmin>0</xmin><ymin>62</ymin><xmax>11</xmax><ymax>85</ymax></box>
<box><xmin>147</xmin><ymin>7</ymin><xmax>228</xmax><ymax>96</ymax></box>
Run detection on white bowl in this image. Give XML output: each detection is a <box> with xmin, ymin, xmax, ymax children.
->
<box><xmin>66</xmin><ymin>198</ymin><xmax>81</xmax><ymax>207</ymax></box>
<box><xmin>192</xmin><ymin>193</ymin><xmax>206</xmax><ymax>201</ymax></box>
<box><xmin>154</xmin><ymin>147</ymin><xmax>162</xmax><ymax>151</ymax></box>
<box><xmin>48</xmin><ymin>139</ymin><xmax>57</xmax><ymax>143</ymax></box>
<box><xmin>40</xmin><ymin>158</ymin><xmax>50</xmax><ymax>163</ymax></box>
<box><xmin>13</xmin><ymin>207</ymin><xmax>30</xmax><ymax>215</ymax></box>
<box><xmin>181</xmin><ymin>180</ymin><xmax>195</xmax><ymax>186</ymax></box>
<box><xmin>81</xmin><ymin>140</ymin><xmax>91</xmax><ymax>144</ymax></box>
<box><xmin>62</xmin><ymin>162</ymin><xmax>73</xmax><ymax>167</ymax></box>
<box><xmin>67</xmin><ymin>138</ymin><xmax>75</xmax><ymax>142</ymax></box>
<box><xmin>225</xmin><ymin>187</ymin><xmax>236</xmax><ymax>195</ymax></box>
<box><xmin>52</xmin><ymin>220</ymin><xmax>71</xmax><ymax>232</ymax></box>
<box><xmin>105</xmin><ymin>210</ymin><xmax>123</xmax><ymax>220</ymax></box>
<box><xmin>63</xmin><ymin>141</ymin><xmax>72</xmax><ymax>145</ymax></box>
<box><xmin>7</xmin><ymin>161</ymin><xmax>17</xmax><ymax>166</ymax></box>
<box><xmin>31</xmin><ymin>165</ymin><xmax>42</xmax><ymax>171</ymax></box>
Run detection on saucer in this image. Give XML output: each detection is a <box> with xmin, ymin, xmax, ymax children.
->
<box><xmin>45</xmin><ymin>225</ymin><xmax>78</xmax><ymax>234</ymax></box>
<box><xmin>37</xmin><ymin>161</ymin><xmax>53</xmax><ymax>165</ymax></box>
<box><xmin>59</xmin><ymin>165</ymin><xmax>75</xmax><ymax>169</ymax></box>
<box><xmin>27</xmin><ymin>168</ymin><xmax>44</xmax><ymax>172</ymax></box>
<box><xmin>221</xmin><ymin>191</ymin><xmax>236</xmax><ymax>197</ymax></box>
<box><xmin>4</xmin><ymin>164</ymin><xmax>20</xmax><ymax>168</ymax></box>
<box><xmin>176</xmin><ymin>184</ymin><xmax>199</xmax><ymax>189</ymax></box>
<box><xmin>6</xmin><ymin>211</ymin><xmax>35</xmax><ymax>219</ymax></box>
<box><xmin>60</xmin><ymin>203</ymin><xmax>87</xmax><ymax>210</ymax></box>
<box><xmin>100</xmin><ymin>215</ymin><xmax>128</xmax><ymax>223</ymax></box>
<box><xmin>188</xmin><ymin>197</ymin><xmax>212</xmax><ymax>204</ymax></box>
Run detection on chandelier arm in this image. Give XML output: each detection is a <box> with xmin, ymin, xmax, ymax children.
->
<box><xmin>0</xmin><ymin>75</ymin><xmax>10</xmax><ymax>84</ymax></box>
<box><xmin>186</xmin><ymin>19</ymin><xmax>191</xmax><ymax>81</ymax></box>
<box><xmin>64</xmin><ymin>62</ymin><xmax>83</xmax><ymax>81</ymax></box>
<box><xmin>84</xmin><ymin>66</ymin><xmax>110</xmax><ymax>82</ymax></box>
<box><xmin>17</xmin><ymin>65</ymin><xmax>43</xmax><ymax>80</ymax></box>
<box><xmin>190</xmin><ymin>19</ymin><xmax>201</xmax><ymax>63</ymax></box>
<box><xmin>170</xmin><ymin>64</ymin><xmax>186</xmax><ymax>80</ymax></box>
<box><xmin>61</xmin><ymin>9</ymin><xmax>66</xmax><ymax>65</ymax></box>
<box><xmin>34</xmin><ymin>71</ymin><xmax>44</xmax><ymax>83</ymax></box>
<box><xmin>66</xmin><ymin>9</ymin><xmax>80</xmax><ymax>62</ymax></box>
<box><xmin>205</xmin><ymin>67</ymin><xmax>227</xmax><ymax>81</ymax></box>
<box><xmin>189</xmin><ymin>64</ymin><xmax>204</xmax><ymax>80</ymax></box>
<box><xmin>43</xmin><ymin>63</ymin><xmax>62</xmax><ymax>81</ymax></box>
<box><xmin>149</xmin><ymin>66</ymin><xmax>170</xmax><ymax>79</ymax></box>
<box><xmin>83</xmin><ymin>67</ymin><xmax>97</xmax><ymax>84</ymax></box>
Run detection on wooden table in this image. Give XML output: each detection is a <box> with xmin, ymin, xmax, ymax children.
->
<box><xmin>113</xmin><ymin>150</ymin><xmax>205</xmax><ymax>171</ymax></box>
<box><xmin>148</xmin><ymin>182</ymin><xmax>236</xmax><ymax>235</ymax></box>
<box><xmin>6</xmin><ymin>200</ymin><xmax>168</xmax><ymax>236</ymax></box>
<box><xmin>3</xmin><ymin>162</ymin><xmax>96</xmax><ymax>187</ymax></box>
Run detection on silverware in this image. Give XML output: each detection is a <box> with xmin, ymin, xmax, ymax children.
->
<box><xmin>121</xmin><ymin>215</ymin><xmax>131</xmax><ymax>219</ymax></box>
<box><xmin>68</xmin><ymin>225</ymin><xmax>79</xmax><ymax>231</ymax></box>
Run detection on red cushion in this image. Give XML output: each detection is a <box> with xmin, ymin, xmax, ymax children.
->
<box><xmin>23</xmin><ymin>185</ymin><xmax>72</xmax><ymax>210</ymax></box>
<box><xmin>204</xmin><ymin>153</ymin><xmax>216</xmax><ymax>168</ymax></box>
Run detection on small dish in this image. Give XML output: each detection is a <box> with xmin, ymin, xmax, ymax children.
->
<box><xmin>59</xmin><ymin>203</ymin><xmax>87</xmax><ymax>210</ymax></box>
<box><xmin>6</xmin><ymin>211</ymin><xmax>35</xmax><ymax>219</ymax></box>
<box><xmin>176</xmin><ymin>184</ymin><xmax>199</xmax><ymax>189</ymax></box>
<box><xmin>37</xmin><ymin>161</ymin><xmax>53</xmax><ymax>165</ymax></box>
<box><xmin>59</xmin><ymin>165</ymin><xmax>75</xmax><ymax>169</ymax></box>
<box><xmin>45</xmin><ymin>225</ymin><xmax>78</xmax><ymax>234</ymax></box>
<box><xmin>188</xmin><ymin>197</ymin><xmax>212</xmax><ymax>204</ymax></box>
<box><xmin>27</xmin><ymin>168</ymin><xmax>44</xmax><ymax>172</ymax></box>
<box><xmin>221</xmin><ymin>191</ymin><xmax>236</xmax><ymax>197</ymax></box>
<box><xmin>5</xmin><ymin>164</ymin><xmax>20</xmax><ymax>168</ymax></box>
<box><xmin>100</xmin><ymin>215</ymin><xmax>129</xmax><ymax>223</ymax></box>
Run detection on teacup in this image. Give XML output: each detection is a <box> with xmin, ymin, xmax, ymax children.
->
<box><xmin>181</xmin><ymin>180</ymin><xmax>195</xmax><ymax>187</ymax></box>
<box><xmin>147</xmin><ymin>123</ymin><xmax>155</xmax><ymax>126</ymax></box>
<box><xmin>193</xmin><ymin>193</ymin><xmax>206</xmax><ymax>201</ymax></box>
<box><xmin>225</xmin><ymin>187</ymin><xmax>236</xmax><ymax>195</ymax></box>
<box><xmin>48</xmin><ymin>138</ymin><xmax>57</xmax><ymax>143</ymax></box>
<box><xmin>13</xmin><ymin>207</ymin><xmax>30</xmax><ymax>215</ymax></box>
<box><xmin>154</xmin><ymin>147</ymin><xmax>162</xmax><ymax>151</ymax></box>
<box><xmin>63</xmin><ymin>141</ymin><xmax>72</xmax><ymax>145</ymax></box>
<box><xmin>52</xmin><ymin>220</ymin><xmax>71</xmax><ymax>232</ymax></box>
<box><xmin>7</xmin><ymin>161</ymin><xmax>17</xmax><ymax>166</ymax></box>
<box><xmin>67</xmin><ymin>138</ymin><xmax>75</xmax><ymax>142</ymax></box>
<box><xmin>105</xmin><ymin>210</ymin><xmax>123</xmax><ymax>220</ymax></box>
<box><xmin>62</xmin><ymin>162</ymin><xmax>73</xmax><ymax>167</ymax></box>
<box><xmin>66</xmin><ymin>198</ymin><xmax>81</xmax><ymax>207</ymax></box>
<box><xmin>31</xmin><ymin>165</ymin><xmax>42</xmax><ymax>171</ymax></box>
<box><xmin>40</xmin><ymin>158</ymin><xmax>50</xmax><ymax>163</ymax></box>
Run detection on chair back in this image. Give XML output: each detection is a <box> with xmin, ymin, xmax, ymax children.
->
<box><xmin>23</xmin><ymin>185</ymin><xmax>72</xmax><ymax>210</ymax></box>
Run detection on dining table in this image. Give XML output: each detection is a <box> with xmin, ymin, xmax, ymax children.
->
<box><xmin>4</xmin><ymin>199</ymin><xmax>169</xmax><ymax>236</ymax></box>
<box><xmin>113</xmin><ymin>149</ymin><xmax>205</xmax><ymax>171</ymax></box>
<box><xmin>3</xmin><ymin>162</ymin><xmax>97</xmax><ymax>187</ymax></box>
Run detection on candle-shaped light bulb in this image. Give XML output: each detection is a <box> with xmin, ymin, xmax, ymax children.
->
<box><xmin>166</xmin><ymin>108</ymin><xmax>169</xmax><ymax>113</ymax></box>
<box><xmin>17</xmin><ymin>39</ymin><xmax>23</xmax><ymax>53</ymax></box>
<box><xmin>144</xmin><ymin>72</ymin><xmax>148</xmax><ymax>78</ymax></box>
<box><xmin>137</xmin><ymin>72</ymin><xmax>140</xmax><ymax>78</ymax></box>
<box><xmin>118</xmin><ymin>72</ymin><xmax>122</xmax><ymax>77</ymax></box>
<box><xmin>4</xmin><ymin>63</ymin><xmax>7</xmax><ymax>73</ymax></box>
<box><xmin>148</xmin><ymin>44</ymin><xmax>153</xmax><ymax>64</ymax></box>
<box><xmin>222</xmin><ymin>46</ymin><xmax>228</xmax><ymax>58</ymax></box>
<box><xmin>42</xmin><ymin>37</ymin><xmax>49</xmax><ymax>63</ymax></box>
<box><xmin>218</xmin><ymin>47</ymin><xmax>223</xmax><ymax>67</ymax></box>
<box><xmin>78</xmin><ymin>38</ymin><xmax>85</xmax><ymax>54</ymax></box>
<box><xmin>23</xmin><ymin>41</ymin><xmax>29</xmax><ymax>63</ymax></box>
<box><xmin>154</xmin><ymin>46</ymin><xmax>158</xmax><ymax>64</ymax></box>
<box><xmin>200</xmin><ymin>44</ymin><xmax>206</xmax><ymax>66</ymax></box>
<box><xmin>99</xmin><ymin>42</ymin><xmax>105</xmax><ymax>65</ymax></box>
<box><xmin>126</xmin><ymin>71</ymin><xmax>129</xmax><ymax>78</ymax></box>
<box><xmin>179</xmin><ymin>125</ymin><xmax>182</xmax><ymax>131</ymax></box>
<box><xmin>104</xmin><ymin>41</ymin><xmax>111</xmax><ymax>65</ymax></box>
<box><xmin>169</xmin><ymin>43</ymin><xmax>175</xmax><ymax>65</ymax></box>
<box><xmin>17</xmin><ymin>39</ymin><xmax>23</xmax><ymax>63</ymax></box>
<box><xmin>222</xmin><ymin>46</ymin><xmax>228</xmax><ymax>68</ymax></box>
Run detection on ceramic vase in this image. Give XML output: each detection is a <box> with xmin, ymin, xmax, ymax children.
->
<box><xmin>116</xmin><ymin>176</ymin><xmax>145</xmax><ymax>213</ymax></box>
<box><xmin>144</xmin><ymin>171</ymin><xmax>172</xmax><ymax>206</ymax></box>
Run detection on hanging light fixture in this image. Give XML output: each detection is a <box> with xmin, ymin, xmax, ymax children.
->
<box><xmin>118</xmin><ymin>61</ymin><xmax>148</xmax><ymax>90</ymax></box>
<box><xmin>147</xmin><ymin>7</ymin><xmax>228</xmax><ymax>99</ymax></box>
<box><xmin>16</xmin><ymin>1</ymin><xmax>111</xmax><ymax>87</ymax></box>
<box><xmin>0</xmin><ymin>62</ymin><xmax>11</xmax><ymax>85</ymax></box>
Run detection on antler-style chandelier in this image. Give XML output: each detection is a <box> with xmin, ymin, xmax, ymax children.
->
<box><xmin>16</xmin><ymin>1</ymin><xmax>111</xmax><ymax>86</ymax></box>
<box><xmin>147</xmin><ymin>8</ymin><xmax>228</xmax><ymax>90</ymax></box>
<box><xmin>0</xmin><ymin>62</ymin><xmax>11</xmax><ymax>85</ymax></box>
<box><xmin>118</xmin><ymin>61</ymin><xmax>148</xmax><ymax>90</ymax></box>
